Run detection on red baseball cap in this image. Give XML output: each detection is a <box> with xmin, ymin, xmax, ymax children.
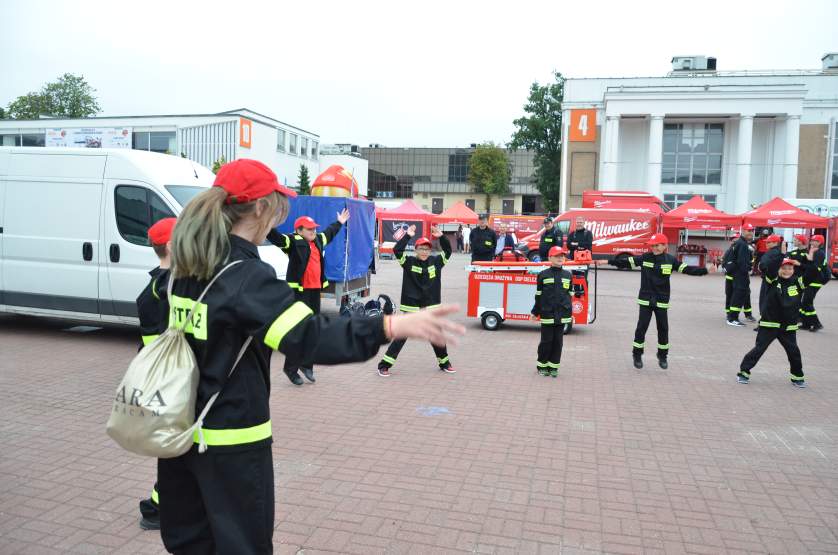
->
<box><xmin>414</xmin><ymin>237</ymin><xmax>432</xmax><ymax>248</ymax></box>
<box><xmin>811</xmin><ymin>234</ymin><xmax>825</xmax><ymax>244</ymax></box>
<box><xmin>767</xmin><ymin>234</ymin><xmax>782</xmax><ymax>243</ymax></box>
<box><xmin>793</xmin><ymin>234</ymin><xmax>809</xmax><ymax>244</ymax></box>
<box><xmin>213</xmin><ymin>159</ymin><xmax>297</xmax><ymax>204</ymax></box>
<box><xmin>647</xmin><ymin>233</ymin><xmax>668</xmax><ymax>246</ymax></box>
<box><xmin>742</xmin><ymin>223</ymin><xmax>755</xmax><ymax>231</ymax></box>
<box><xmin>294</xmin><ymin>216</ymin><xmax>318</xmax><ymax>229</ymax></box>
<box><xmin>548</xmin><ymin>246</ymin><xmax>567</xmax><ymax>257</ymax></box>
<box><xmin>781</xmin><ymin>258</ymin><xmax>796</xmax><ymax>266</ymax></box>
<box><xmin>148</xmin><ymin>217</ymin><xmax>177</xmax><ymax>246</ymax></box>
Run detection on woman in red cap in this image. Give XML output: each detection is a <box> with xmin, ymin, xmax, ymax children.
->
<box><xmin>376</xmin><ymin>223</ymin><xmax>454</xmax><ymax>376</ymax></box>
<box><xmin>157</xmin><ymin>159</ymin><xmax>463</xmax><ymax>554</ymax></box>
<box><xmin>267</xmin><ymin>210</ymin><xmax>349</xmax><ymax>385</ymax></box>
<box><xmin>799</xmin><ymin>234</ymin><xmax>830</xmax><ymax>331</ymax></box>
<box><xmin>609</xmin><ymin>233</ymin><xmax>708</xmax><ymax>369</ymax></box>
<box><xmin>738</xmin><ymin>258</ymin><xmax>807</xmax><ymax>387</ymax></box>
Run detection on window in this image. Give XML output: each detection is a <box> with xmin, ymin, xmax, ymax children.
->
<box><xmin>1</xmin><ymin>133</ymin><xmax>45</xmax><ymax>146</ymax></box>
<box><xmin>289</xmin><ymin>133</ymin><xmax>298</xmax><ymax>155</ymax></box>
<box><xmin>663</xmin><ymin>193</ymin><xmax>718</xmax><ymax>209</ymax></box>
<box><xmin>301</xmin><ymin>137</ymin><xmax>309</xmax><ymax>159</ymax></box>
<box><xmin>165</xmin><ymin>185</ymin><xmax>204</xmax><ymax>208</ymax></box>
<box><xmin>662</xmin><ymin>123</ymin><xmax>723</xmax><ymax>185</ymax></box>
<box><xmin>465</xmin><ymin>198</ymin><xmax>476</xmax><ymax>211</ymax></box>
<box><xmin>132</xmin><ymin>131</ymin><xmax>176</xmax><ymax>154</ymax></box>
<box><xmin>832</xmin><ymin>123</ymin><xmax>838</xmax><ymax>199</ymax></box>
<box><xmin>276</xmin><ymin>129</ymin><xmax>286</xmax><ymax>152</ymax></box>
<box><xmin>312</xmin><ymin>141</ymin><xmax>318</xmax><ymax>159</ymax></box>
<box><xmin>115</xmin><ymin>186</ymin><xmax>175</xmax><ymax>246</ymax></box>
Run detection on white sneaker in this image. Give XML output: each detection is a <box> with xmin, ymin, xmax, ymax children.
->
<box><xmin>727</xmin><ymin>319</ymin><xmax>746</xmax><ymax>327</ymax></box>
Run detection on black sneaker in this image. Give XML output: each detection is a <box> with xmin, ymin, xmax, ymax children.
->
<box><xmin>301</xmin><ymin>367</ymin><xmax>315</xmax><ymax>383</ymax></box>
<box><xmin>285</xmin><ymin>370</ymin><xmax>304</xmax><ymax>386</ymax></box>
<box><xmin>377</xmin><ymin>366</ymin><xmax>390</xmax><ymax>377</ymax></box>
<box><xmin>657</xmin><ymin>357</ymin><xmax>668</xmax><ymax>369</ymax></box>
<box><xmin>139</xmin><ymin>515</ymin><xmax>160</xmax><ymax>531</ymax></box>
<box><xmin>814</xmin><ymin>322</ymin><xmax>824</xmax><ymax>331</ymax></box>
<box><xmin>737</xmin><ymin>375</ymin><xmax>749</xmax><ymax>384</ymax></box>
<box><xmin>791</xmin><ymin>380</ymin><xmax>807</xmax><ymax>388</ymax></box>
<box><xmin>632</xmin><ymin>356</ymin><xmax>643</xmax><ymax>369</ymax></box>
<box><xmin>744</xmin><ymin>314</ymin><xmax>756</xmax><ymax>322</ymax></box>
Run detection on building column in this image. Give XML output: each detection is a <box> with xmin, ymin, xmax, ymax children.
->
<box><xmin>560</xmin><ymin>109</ymin><xmax>570</xmax><ymax>212</ymax></box>
<box><xmin>602</xmin><ymin>115</ymin><xmax>620</xmax><ymax>187</ymax></box>
<box><xmin>734</xmin><ymin>115</ymin><xmax>754</xmax><ymax>213</ymax></box>
<box><xmin>783</xmin><ymin>115</ymin><xmax>800</xmax><ymax>199</ymax></box>
<box><xmin>646</xmin><ymin>115</ymin><xmax>664</xmax><ymax>198</ymax></box>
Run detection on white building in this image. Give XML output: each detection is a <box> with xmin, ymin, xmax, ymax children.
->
<box><xmin>0</xmin><ymin>108</ymin><xmax>323</xmax><ymax>190</ymax></box>
<box><xmin>560</xmin><ymin>54</ymin><xmax>838</xmax><ymax>213</ymax></box>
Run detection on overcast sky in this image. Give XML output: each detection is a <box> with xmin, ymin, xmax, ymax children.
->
<box><xmin>1</xmin><ymin>0</ymin><xmax>836</xmax><ymax>147</ymax></box>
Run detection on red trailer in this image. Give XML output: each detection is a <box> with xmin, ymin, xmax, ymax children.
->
<box><xmin>466</xmin><ymin>256</ymin><xmax>597</xmax><ymax>333</ymax></box>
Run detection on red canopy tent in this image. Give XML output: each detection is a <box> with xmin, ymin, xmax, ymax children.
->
<box><xmin>662</xmin><ymin>196</ymin><xmax>741</xmax><ymax>230</ymax></box>
<box><xmin>377</xmin><ymin>199</ymin><xmax>434</xmax><ymax>254</ymax></box>
<box><xmin>741</xmin><ymin>197</ymin><xmax>829</xmax><ymax>228</ymax></box>
<box><xmin>432</xmin><ymin>201</ymin><xmax>479</xmax><ymax>225</ymax></box>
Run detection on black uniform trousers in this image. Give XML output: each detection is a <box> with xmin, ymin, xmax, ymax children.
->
<box><xmin>283</xmin><ymin>289</ymin><xmax>321</xmax><ymax>377</ymax></box>
<box><xmin>799</xmin><ymin>286</ymin><xmax>822</xmax><ymax>328</ymax></box>
<box><xmin>739</xmin><ymin>327</ymin><xmax>804</xmax><ymax>380</ymax></box>
<box><xmin>725</xmin><ymin>276</ymin><xmax>752</xmax><ymax>315</ymax></box>
<box><xmin>471</xmin><ymin>252</ymin><xmax>494</xmax><ymax>262</ymax></box>
<box><xmin>380</xmin><ymin>338</ymin><xmax>450</xmax><ymax>369</ymax></box>
<box><xmin>728</xmin><ymin>274</ymin><xmax>752</xmax><ymax>321</ymax></box>
<box><xmin>632</xmin><ymin>304</ymin><xmax>669</xmax><ymax>358</ymax></box>
<box><xmin>158</xmin><ymin>446</ymin><xmax>274</xmax><ymax>555</ymax></box>
<box><xmin>537</xmin><ymin>323</ymin><xmax>563</xmax><ymax>370</ymax></box>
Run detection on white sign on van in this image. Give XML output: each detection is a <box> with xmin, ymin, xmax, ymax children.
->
<box><xmin>45</xmin><ymin>127</ymin><xmax>132</xmax><ymax>149</ymax></box>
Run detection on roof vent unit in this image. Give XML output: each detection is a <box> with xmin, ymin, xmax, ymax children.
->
<box><xmin>671</xmin><ymin>55</ymin><xmax>717</xmax><ymax>72</ymax></box>
<box><xmin>823</xmin><ymin>53</ymin><xmax>838</xmax><ymax>71</ymax></box>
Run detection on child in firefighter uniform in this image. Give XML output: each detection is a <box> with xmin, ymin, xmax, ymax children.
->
<box><xmin>531</xmin><ymin>246</ymin><xmax>575</xmax><ymax>377</ymax></box>
<box><xmin>738</xmin><ymin>258</ymin><xmax>807</xmax><ymax>387</ymax></box>
<box><xmin>377</xmin><ymin>224</ymin><xmax>455</xmax><ymax>377</ymax></box>
<box><xmin>798</xmin><ymin>234</ymin><xmax>829</xmax><ymax>331</ymax></box>
<box><xmin>134</xmin><ymin>217</ymin><xmax>176</xmax><ymax>531</ymax></box>
<box><xmin>757</xmin><ymin>234</ymin><xmax>784</xmax><ymax>310</ymax></box>
<box><xmin>267</xmin><ymin>210</ymin><xmax>350</xmax><ymax>384</ymax></box>
<box><xmin>609</xmin><ymin>233</ymin><xmax>708</xmax><ymax>369</ymax></box>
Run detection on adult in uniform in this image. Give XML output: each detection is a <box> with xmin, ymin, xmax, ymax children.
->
<box><xmin>377</xmin><ymin>224</ymin><xmax>455</xmax><ymax>376</ymax></box>
<box><xmin>726</xmin><ymin>224</ymin><xmax>755</xmax><ymax>327</ymax></box>
<box><xmin>722</xmin><ymin>234</ymin><xmax>755</xmax><ymax>321</ymax></box>
<box><xmin>609</xmin><ymin>233</ymin><xmax>708</xmax><ymax>369</ymax></box>
<box><xmin>799</xmin><ymin>234</ymin><xmax>829</xmax><ymax>331</ymax></box>
<box><xmin>738</xmin><ymin>258</ymin><xmax>807</xmax><ymax>387</ymax></box>
<box><xmin>158</xmin><ymin>159</ymin><xmax>463</xmax><ymax>554</ymax></box>
<box><xmin>470</xmin><ymin>215</ymin><xmax>497</xmax><ymax>262</ymax></box>
<box><xmin>267</xmin><ymin>211</ymin><xmax>349</xmax><ymax>385</ymax></box>
<box><xmin>538</xmin><ymin>217</ymin><xmax>563</xmax><ymax>261</ymax></box>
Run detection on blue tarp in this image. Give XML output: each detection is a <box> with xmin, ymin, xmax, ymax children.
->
<box><xmin>276</xmin><ymin>196</ymin><xmax>375</xmax><ymax>283</ymax></box>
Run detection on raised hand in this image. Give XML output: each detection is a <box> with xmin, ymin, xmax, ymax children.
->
<box><xmin>430</xmin><ymin>225</ymin><xmax>443</xmax><ymax>238</ymax></box>
<box><xmin>337</xmin><ymin>208</ymin><xmax>350</xmax><ymax>224</ymax></box>
<box><xmin>406</xmin><ymin>225</ymin><xmax>416</xmax><ymax>237</ymax></box>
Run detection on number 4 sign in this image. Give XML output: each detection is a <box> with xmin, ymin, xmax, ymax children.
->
<box><xmin>569</xmin><ymin>109</ymin><xmax>597</xmax><ymax>142</ymax></box>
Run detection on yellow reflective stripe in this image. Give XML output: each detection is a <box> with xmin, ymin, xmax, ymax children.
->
<box><xmin>428</xmin><ymin>266</ymin><xmax>437</xmax><ymax>279</ymax></box>
<box><xmin>790</xmin><ymin>375</ymin><xmax>804</xmax><ymax>382</ymax></box>
<box><xmin>540</xmin><ymin>318</ymin><xmax>555</xmax><ymax>324</ymax></box>
<box><xmin>440</xmin><ymin>252</ymin><xmax>449</xmax><ymax>265</ymax></box>
<box><xmin>264</xmin><ymin>302</ymin><xmax>314</xmax><ymax>350</ymax></box>
<box><xmin>293</xmin><ymin>234</ymin><xmax>304</xmax><ymax>241</ymax></box>
<box><xmin>484</xmin><ymin>241</ymin><xmax>492</xmax><ymax>246</ymax></box>
<box><xmin>642</xmin><ymin>261</ymin><xmax>655</xmax><ymax>268</ymax></box>
<box><xmin>543</xmin><ymin>278</ymin><xmax>555</xmax><ymax>284</ymax></box>
<box><xmin>151</xmin><ymin>487</ymin><xmax>159</xmax><ymax>504</ymax></box>
<box><xmin>151</xmin><ymin>278</ymin><xmax>160</xmax><ymax>300</ymax></box>
<box><xmin>759</xmin><ymin>321</ymin><xmax>780</xmax><ymax>328</ymax></box>
<box><xmin>637</xmin><ymin>299</ymin><xmax>650</xmax><ymax>306</ymax></box>
<box><xmin>547</xmin><ymin>362</ymin><xmax>560</xmax><ymax>369</ymax></box>
<box><xmin>561</xmin><ymin>317</ymin><xmax>573</xmax><ymax>323</ymax></box>
<box><xmin>425</xmin><ymin>304</ymin><xmax>441</xmax><ymax>310</ymax></box>
<box><xmin>658</xmin><ymin>343</ymin><xmax>670</xmax><ymax>350</ymax></box>
<box><xmin>142</xmin><ymin>334</ymin><xmax>159</xmax><ymax>346</ymax></box>
<box><xmin>785</xmin><ymin>324</ymin><xmax>800</xmax><ymax>331</ymax></box>
<box><xmin>193</xmin><ymin>420</ymin><xmax>272</xmax><ymax>446</ymax></box>
<box><xmin>411</xmin><ymin>265</ymin><xmax>423</xmax><ymax>273</ymax></box>
<box><xmin>628</xmin><ymin>257</ymin><xmax>638</xmax><ymax>269</ymax></box>
<box><xmin>437</xmin><ymin>356</ymin><xmax>449</xmax><ymax>364</ymax></box>
<box><xmin>400</xmin><ymin>304</ymin><xmax>420</xmax><ymax>312</ymax></box>
<box><xmin>544</xmin><ymin>237</ymin><xmax>553</xmax><ymax>242</ymax></box>
<box><xmin>725</xmin><ymin>275</ymin><xmax>734</xmax><ymax>280</ymax></box>
<box><xmin>283</xmin><ymin>235</ymin><xmax>290</xmax><ymax>248</ymax></box>
<box><xmin>656</xmin><ymin>302</ymin><xmax>670</xmax><ymax>309</ymax></box>
<box><xmin>661</xmin><ymin>264</ymin><xmax>673</xmax><ymax>271</ymax></box>
<box><xmin>320</xmin><ymin>232</ymin><xmax>328</xmax><ymax>246</ymax></box>
<box><xmin>535</xmin><ymin>291</ymin><xmax>542</xmax><ymax>295</ymax></box>
<box><xmin>322</xmin><ymin>280</ymin><xmax>329</xmax><ymax>288</ymax></box>
<box><xmin>799</xmin><ymin>309</ymin><xmax>817</xmax><ymax>316</ymax></box>
<box><xmin>765</xmin><ymin>276</ymin><xmax>776</xmax><ymax>284</ymax></box>
<box><xmin>632</xmin><ymin>342</ymin><xmax>645</xmax><ymax>348</ymax></box>
<box><xmin>398</xmin><ymin>253</ymin><xmax>407</xmax><ymax>265</ymax></box>
<box><xmin>809</xmin><ymin>282</ymin><xmax>823</xmax><ymax>288</ymax></box>
<box><xmin>537</xmin><ymin>362</ymin><xmax>549</xmax><ymax>368</ymax></box>
<box><xmin>382</xmin><ymin>354</ymin><xmax>397</xmax><ymax>365</ymax></box>
<box><xmin>286</xmin><ymin>281</ymin><xmax>304</xmax><ymax>291</ymax></box>
<box><xmin>678</xmin><ymin>263</ymin><xmax>688</xmax><ymax>273</ymax></box>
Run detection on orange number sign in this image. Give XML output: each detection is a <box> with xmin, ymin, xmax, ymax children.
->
<box><xmin>239</xmin><ymin>118</ymin><xmax>252</xmax><ymax>148</ymax></box>
<box><xmin>569</xmin><ymin>109</ymin><xmax>597</xmax><ymax>142</ymax></box>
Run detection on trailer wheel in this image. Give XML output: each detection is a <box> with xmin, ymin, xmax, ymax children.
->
<box><xmin>481</xmin><ymin>312</ymin><xmax>502</xmax><ymax>331</ymax></box>
<box><xmin>563</xmin><ymin>320</ymin><xmax>573</xmax><ymax>335</ymax></box>
<box><xmin>527</xmin><ymin>251</ymin><xmax>541</xmax><ymax>262</ymax></box>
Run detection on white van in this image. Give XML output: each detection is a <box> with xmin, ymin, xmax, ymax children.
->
<box><xmin>0</xmin><ymin>147</ymin><xmax>286</xmax><ymax>324</ymax></box>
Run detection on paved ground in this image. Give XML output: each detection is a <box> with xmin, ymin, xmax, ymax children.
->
<box><xmin>1</xmin><ymin>252</ymin><xmax>837</xmax><ymax>554</ymax></box>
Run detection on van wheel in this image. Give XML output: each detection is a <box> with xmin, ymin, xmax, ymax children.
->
<box><xmin>527</xmin><ymin>251</ymin><xmax>541</xmax><ymax>262</ymax></box>
<box><xmin>563</xmin><ymin>320</ymin><xmax>573</xmax><ymax>335</ymax></box>
<box><xmin>481</xmin><ymin>312</ymin><xmax>502</xmax><ymax>331</ymax></box>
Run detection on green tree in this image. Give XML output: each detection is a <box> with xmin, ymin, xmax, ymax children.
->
<box><xmin>468</xmin><ymin>142</ymin><xmax>510</xmax><ymax>213</ymax></box>
<box><xmin>0</xmin><ymin>106</ymin><xmax>6</xmax><ymax>119</ymax></box>
<box><xmin>6</xmin><ymin>73</ymin><xmax>100</xmax><ymax>119</ymax></box>
<box><xmin>298</xmin><ymin>164</ymin><xmax>311</xmax><ymax>195</ymax></box>
<box><xmin>510</xmin><ymin>71</ymin><xmax>565</xmax><ymax>212</ymax></box>
<box><xmin>211</xmin><ymin>155</ymin><xmax>227</xmax><ymax>174</ymax></box>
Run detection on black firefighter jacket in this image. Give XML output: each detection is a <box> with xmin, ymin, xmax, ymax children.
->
<box><xmin>611</xmin><ymin>252</ymin><xmax>708</xmax><ymax>309</ymax></box>
<box><xmin>394</xmin><ymin>233</ymin><xmax>452</xmax><ymax>311</ymax></box>
<box><xmin>531</xmin><ymin>266</ymin><xmax>574</xmax><ymax>326</ymax></box>
<box><xmin>267</xmin><ymin>221</ymin><xmax>342</xmax><ymax>291</ymax></box>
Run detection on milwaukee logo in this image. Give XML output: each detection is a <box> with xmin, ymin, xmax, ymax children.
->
<box><xmin>587</xmin><ymin>219</ymin><xmax>650</xmax><ymax>239</ymax></box>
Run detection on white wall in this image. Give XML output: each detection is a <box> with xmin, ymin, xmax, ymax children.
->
<box><xmin>318</xmin><ymin>154</ymin><xmax>368</xmax><ymax>196</ymax></box>
<box><xmin>617</xmin><ymin>119</ymin><xmax>648</xmax><ymax>188</ymax></box>
<box><xmin>236</xmin><ymin>119</ymin><xmax>319</xmax><ymax>189</ymax></box>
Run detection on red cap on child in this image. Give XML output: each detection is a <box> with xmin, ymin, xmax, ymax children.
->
<box><xmin>767</xmin><ymin>234</ymin><xmax>782</xmax><ymax>243</ymax></box>
<box><xmin>294</xmin><ymin>216</ymin><xmax>318</xmax><ymax>229</ymax></box>
<box><xmin>793</xmin><ymin>234</ymin><xmax>809</xmax><ymax>244</ymax></box>
<box><xmin>414</xmin><ymin>237</ymin><xmax>432</xmax><ymax>248</ymax></box>
<box><xmin>742</xmin><ymin>223</ymin><xmax>755</xmax><ymax>231</ymax></box>
<box><xmin>811</xmin><ymin>234</ymin><xmax>825</xmax><ymax>244</ymax></box>
<box><xmin>148</xmin><ymin>218</ymin><xmax>177</xmax><ymax>246</ymax></box>
<box><xmin>647</xmin><ymin>233</ymin><xmax>668</xmax><ymax>246</ymax></box>
<box><xmin>781</xmin><ymin>258</ymin><xmax>795</xmax><ymax>266</ymax></box>
<box><xmin>548</xmin><ymin>246</ymin><xmax>567</xmax><ymax>257</ymax></box>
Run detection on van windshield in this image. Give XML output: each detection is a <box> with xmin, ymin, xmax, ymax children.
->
<box><xmin>165</xmin><ymin>185</ymin><xmax>205</xmax><ymax>208</ymax></box>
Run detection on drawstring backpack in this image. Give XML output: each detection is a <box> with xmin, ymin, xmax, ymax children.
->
<box><xmin>106</xmin><ymin>261</ymin><xmax>251</xmax><ymax>458</ymax></box>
